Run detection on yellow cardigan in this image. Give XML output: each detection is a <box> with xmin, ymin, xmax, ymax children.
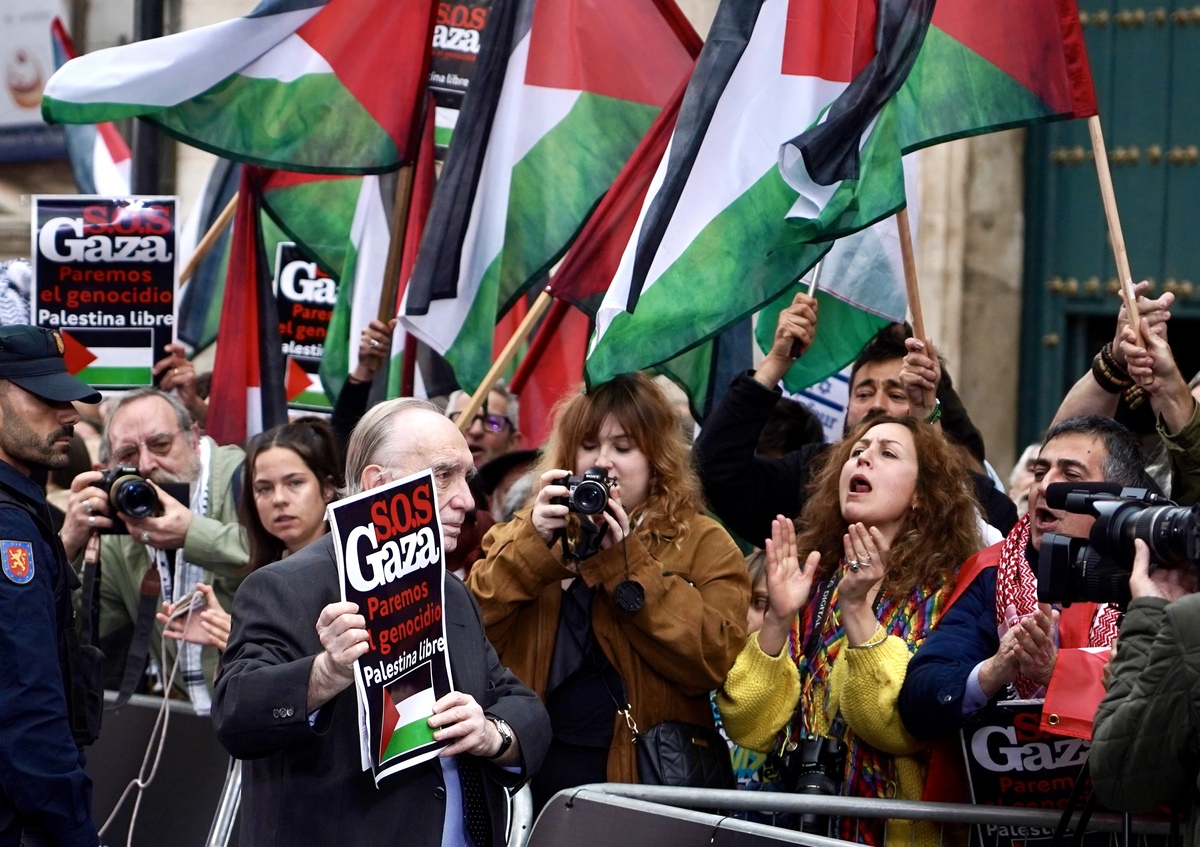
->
<box><xmin>717</xmin><ymin>625</ymin><xmax>956</xmax><ymax>847</ymax></box>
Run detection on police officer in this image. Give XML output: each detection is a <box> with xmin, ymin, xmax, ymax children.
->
<box><xmin>0</xmin><ymin>326</ymin><xmax>102</xmax><ymax>847</ymax></box>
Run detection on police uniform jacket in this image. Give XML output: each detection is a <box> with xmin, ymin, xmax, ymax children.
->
<box><xmin>0</xmin><ymin>459</ymin><xmax>98</xmax><ymax>847</ymax></box>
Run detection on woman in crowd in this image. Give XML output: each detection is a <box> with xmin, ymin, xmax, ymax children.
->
<box><xmin>159</xmin><ymin>417</ymin><xmax>343</xmax><ymax>651</ymax></box>
<box><xmin>717</xmin><ymin>415</ymin><xmax>984</xmax><ymax>847</ymax></box>
<box><xmin>468</xmin><ymin>373</ymin><xmax>750</xmax><ymax>810</ymax></box>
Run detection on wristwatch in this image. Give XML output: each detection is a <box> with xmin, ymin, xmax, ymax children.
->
<box><xmin>486</xmin><ymin>716</ymin><xmax>513</xmax><ymax>759</ymax></box>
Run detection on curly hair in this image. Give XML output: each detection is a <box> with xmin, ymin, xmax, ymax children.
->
<box><xmin>794</xmin><ymin>415</ymin><xmax>983</xmax><ymax>598</ymax></box>
<box><xmin>538</xmin><ymin>373</ymin><xmax>706</xmax><ymax>551</ymax></box>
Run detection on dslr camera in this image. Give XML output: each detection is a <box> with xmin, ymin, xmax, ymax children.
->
<box><xmin>96</xmin><ymin>465</ymin><xmax>161</xmax><ymax>533</ymax></box>
<box><xmin>552</xmin><ymin>466</ymin><xmax>613</xmax><ymax>516</ymax></box>
<box><xmin>1037</xmin><ymin>482</ymin><xmax>1200</xmax><ymax>606</ymax></box>
<box><xmin>789</xmin><ymin>731</ymin><xmax>848</xmax><ymax>836</ymax></box>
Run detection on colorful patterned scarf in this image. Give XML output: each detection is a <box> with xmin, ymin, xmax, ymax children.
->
<box><xmin>787</xmin><ymin>560</ymin><xmax>953</xmax><ymax>846</ymax></box>
<box><xmin>993</xmin><ymin>515</ymin><xmax>1121</xmax><ymax>698</ymax></box>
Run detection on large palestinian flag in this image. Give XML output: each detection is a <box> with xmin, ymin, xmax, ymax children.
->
<box><xmin>206</xmin><ymin>168</ymin><xmax>287</xmax><ymax>446</ymax></box>
<box><xmin>586</xmin><ymin>0</ymin><xmax>1095</xmax><ymax>391</ymax></box>
<box><xmin>42</xmin><ymin>0</ymin><xmax>436</xmax><ymax>173</ymax></box>
<box><xmin>400</xmin><ymin>0</ymin><xmax>700</xmax><ymax>393</ymax></box>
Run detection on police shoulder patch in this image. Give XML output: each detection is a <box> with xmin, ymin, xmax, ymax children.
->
<box><xmin>1</xmin><ymin>541</ymin><xmax>34</xmax><ymax>584</ymax></box>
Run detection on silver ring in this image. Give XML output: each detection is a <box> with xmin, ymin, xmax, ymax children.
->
<box><xmin>140</xmin><ymin>530</ymin><xmax>151</xmax><ymax>543</ymax></box>
<box><xmin>87</xmin><ymin>515</ymin><xmax>95</xmax><ymax>528</ymax></box>
<box><xmin>847</xmin><ymin>559</ymin><xmax>860</xmax><ymax>572</ymax></box>
<box><xmin>369</xmin><ymin>338</ymin><xmax>380</xmax><ymax>348</ymax></box>
<box><xmin>861</xmin><ymin>555</ymin><xmax>871</xmax><ymax>564</ymax></box>
<box><xmin>84</xmin><ymin>498</ymin><xmax>92</xmax><ymax>514</ymax></box>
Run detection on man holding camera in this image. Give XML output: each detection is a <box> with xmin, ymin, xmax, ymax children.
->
<box><xmin>0</xmin><ymin>326</ymin><xmax>102</xmax><ymax>847</ymax></box>
<box><xmin>60</xmin><ymin>388</ymin><xmax>248</xmax><ymax>713</ymax></box>
<box><xmin>898</xmin><ymin>415</ymin><xmax>1153</xmax><ymax>799</ymax></box>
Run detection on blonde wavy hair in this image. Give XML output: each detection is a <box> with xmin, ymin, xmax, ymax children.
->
<box><xmin>538</xmin><ymin>373</ymin><xmax>706</xmax><ymax>551</ymax></box>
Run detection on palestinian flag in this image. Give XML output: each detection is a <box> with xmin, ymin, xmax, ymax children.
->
<box><xmin>49</xmin><ymin>18</ymin><xmax>131</xmax><ymax>196</ymax></box>
<box><xmin>587</xmin><ymin>0</ymin><xmax>1096</xmax><ymax>391</ymax></box>
<box><xmin>42</xmin><ymin>0</ymin><xmax>436</xmax><ymax>173</ymax></box>
<box><xmin>386</xmin><ymin>99</ymin><xmax>438</xmax><ymax>400</ymax></box>
<box><xmin>178</xmin><ymin>158</ymin><xmax>241</xmax><ymax>351</ymax></box>
<box><xmin>400</xmin><ymin>0</ymin><xmax>701</xmax><ymax>393</ymax></box>
<box><xmin>261</xmin><ymin>170</ymin><xmax>360</xmax><ymax>277</ymax></box>
<box><xmin>206</xmin><ymin>168</ymin><xmax>287</xmax><ymax>446</ymax></box>
<box><xmin>378</xmin><ymin>663</ymin><xmax>437</xmax><ymax>765</ymax></box>
<box><xmin>507</xmin><ymin>298</ymin><xmax>590</xmax><ymax>446</ymax></box>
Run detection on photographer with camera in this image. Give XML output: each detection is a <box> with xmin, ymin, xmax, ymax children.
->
<box><xmin>1090</xmin><ymin>538</ymin><xmax>1200</xmax><ymax>827</ymax></box>
<box><xmin>0</xmin><ymin>327</ymin><xmax>103</xmax><ymax>847</ymax></box>
<box><xmin>59</xmin><ymin>388</ymin><xmax>248</xmax><ymax>713</ymax></box>
<box><xmin>716</xmin><ymin>416</ymin><xmax>986</xmax><ymax>847</ymax></box>
<box><xmin>467</xmin><ymin>373</ymin><xmax>750</xmax><ymax>811</ymax></box>
<box><xmin>898</xmin><ymin>416</ymin><xmax>1153</xmax><ymax>798</ymax></box>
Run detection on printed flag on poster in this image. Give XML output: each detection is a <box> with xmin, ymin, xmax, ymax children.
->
<box><xmin>400</xmin><ymin>0</ymin><xmax>701</xmax><ymax>394</ymax></box>
<box><xmin>327</xmin><ymin>469</ymin><xmax>452</xmax><ymax>783</ymax></box>
<box><xmin>30</xmin><ymin>195</ymin><xmax>177</xmax><ymax>389</ymax></box>
<box><xmin>586</xmin><ymin>0</ymin><xmax>1096</xmax><ymax>392</ymax></box>
<box><xmin>49</xmin><ymin>18</ymin><xmax>132</xmax><ymax>196</ymax></box>
<box><xmin>273</xmin><ymin>242</ymin><xmax>337</xmax><ymax>411</ymax></box>
<box><xmin>41</xmin><ymin>0</ymin><xmax>436</xmax><ymax>173</ymax></box>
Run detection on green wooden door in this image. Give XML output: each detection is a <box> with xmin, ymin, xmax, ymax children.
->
<box><xmin>1020</xmin><ymin>1</ymin><xmax>1200</xmax><ymax>449</ymax></box>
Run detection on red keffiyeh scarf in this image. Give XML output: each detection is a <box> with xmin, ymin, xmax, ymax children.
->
<box><xmin>994</xmin><ymin>515</ymin><xmax>1121</xmax><ymax>698</ymax></box>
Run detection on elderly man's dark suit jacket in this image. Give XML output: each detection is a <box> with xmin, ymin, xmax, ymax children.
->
<box><xmin>213</xmin><ymin>535</ymin><xmax>550</xmax><ymax>847</ymax></box>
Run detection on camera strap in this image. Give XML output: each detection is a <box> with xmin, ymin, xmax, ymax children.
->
<box><xmin>107</xmin><ymin>564</ymin><xmax>162</xmax><ymax>711</ymax></box>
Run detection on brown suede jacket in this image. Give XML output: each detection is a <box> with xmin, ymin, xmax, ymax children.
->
<box><xmin>467</xmin><ymin>509</ymin><xmax>750</xmax><ymax>783</ymax></box>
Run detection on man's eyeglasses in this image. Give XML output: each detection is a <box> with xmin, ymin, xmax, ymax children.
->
<box><xmin>448</xmin><ymin>412</ymin><xmax>512</xmax><ymax>433</ymax></box>
<box><xmin>112</xmin><ymin>430</ymin><xmax>185</xmax><ymax>465</ymax></box>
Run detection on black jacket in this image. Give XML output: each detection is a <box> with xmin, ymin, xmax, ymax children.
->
<box><xmin>213</xmin><ymin>534</ymin><xmax>550</xmax><ymax>847</ymax></box>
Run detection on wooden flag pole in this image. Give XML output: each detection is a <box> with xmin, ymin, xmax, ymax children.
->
<box><xmin>1087</xmin><ymin>114</ymin><xmax>1142</xmax><ymax>343</ymax></box>
<box><xmin>896</xmin><ymin>206</ymin><xmax>925</xmax><ymax>341</ymax></box>
<box><xmin>378</xmin><ymin>162</ymin><xmax>417</xmax><ymax>322</ymax></box>
<box><xmin>178</xmin><ymin>192</ymin><xmax>238</xmax><ymax>288</ymax></box>
<box><xmin>456</xmin><ymin>288</ymin><xmax>555</xmax><ymax>432</ymax></box>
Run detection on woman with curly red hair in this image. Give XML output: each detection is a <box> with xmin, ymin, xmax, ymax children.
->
<box><xmin>717</xmin><ymin>415</ymin><xmax>985</xmax><ymax>847</ymax></box>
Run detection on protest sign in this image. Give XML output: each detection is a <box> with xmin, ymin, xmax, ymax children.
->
<box><xmin>428</xmin><ymin>0</ymin><xmax>491</xmax><ymax>150</ymax></box>
<box><xmin>31</xmin><ymin>195</ymin><xmax>177</xmax><ymax>389</ymax></box>
<box><xmin>273</xmin><ymin>242</ymin><xmax>336</xmax><ymax>411</ymax></box>
<box><xmin>328</xmin><ymin>468</ymin><xmax>453</xmax><ymax>783</ymax></box>
<box><xmin>963</xmin><ymin>700</ymin><xmax>1105</xmax><ymax>847</ymax></box>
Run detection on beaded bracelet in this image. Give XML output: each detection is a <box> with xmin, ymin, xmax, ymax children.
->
<box><xmin>1091</xmin><ymin>342</ymin><xmax>1134</xmax><ymax>393</ymax></box>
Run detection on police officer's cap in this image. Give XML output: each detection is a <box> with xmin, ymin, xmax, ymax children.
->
<box><xmin>0</xmin><ymin>326</ymin><xmax>102</xmax><ymax>404</ymax></box>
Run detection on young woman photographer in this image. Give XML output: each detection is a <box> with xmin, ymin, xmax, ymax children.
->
<box><xmin>717</xmin><ymin>416</ymin><xmax>985</xmax><ymax>847</ymax></box>
<box><xmin>467</xmin><ymin>373</ymin><xmax>750</xmax><ymax>810</ymax></box>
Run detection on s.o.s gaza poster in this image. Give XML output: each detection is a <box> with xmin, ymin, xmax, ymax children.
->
<box><xmin>327</xmin><ymin>468</ymin><xmax>453</xmax><ymax>783</ymax></box>
<box><xmin>31</xmin><ymin>195</ymin><xmax>177</xmax><ymax>389</ymax></box>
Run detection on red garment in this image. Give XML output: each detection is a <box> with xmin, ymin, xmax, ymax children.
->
<box><xmin>921</xmin><ymin>539</ymin><xmax>1110</xmax><ymax>803</ymax></box>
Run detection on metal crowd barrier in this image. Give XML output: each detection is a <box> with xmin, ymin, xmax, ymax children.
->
<box><xmin>528</xmin><ymin>785</ymin><xmax>1172</xmax><ymax>847</ymax></box>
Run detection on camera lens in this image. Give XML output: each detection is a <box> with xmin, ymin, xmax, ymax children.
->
<box><xmin>572</xmin><ymin>480</ymin><xmax>609</xmax><ymax>515</ymax></box>
<box><xmin>111</xmin><ymin>476</ymin><xmax>159</xmax><ymax>518</ymax></box>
